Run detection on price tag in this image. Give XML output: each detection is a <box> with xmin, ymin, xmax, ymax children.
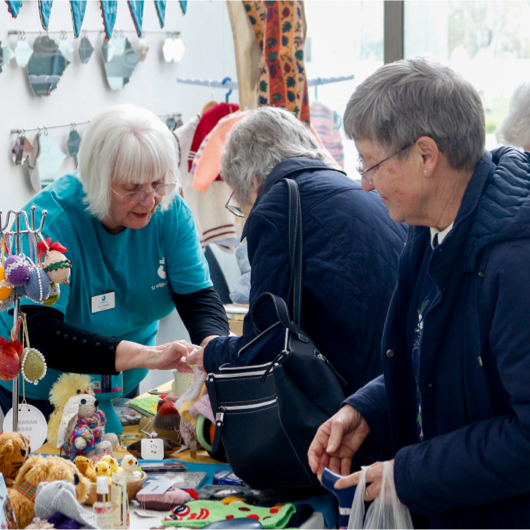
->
<box><xmin>3</xmin><ymin>405</ymin><xmax>47</xmax><ymax>451</ymax></box>
<box><xmin>141</xmin><ymin>438</ymin><xmax>164</xmax><ymax>460</ymax></box>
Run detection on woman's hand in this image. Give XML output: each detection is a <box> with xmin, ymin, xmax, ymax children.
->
<box><xmin>335</xmin><ymin>460</ymin><xmax>396</xmax><ymax>502</ymax></box>
<box><xmin>115</xmin><ymin>340</ymin><xmax>198</xmax><ymax>372</ymax></box>
<box><xmin>184</xmin><ymin>346</ymin><xmax>204</xmax><ymax>371</ymax></box>
<box><xmin>308</xmin><ymin>404</ymin><xmax>371</xmax><ymax>479</ymax></box>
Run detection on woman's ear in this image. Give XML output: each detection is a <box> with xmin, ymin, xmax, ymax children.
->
<box><xmin>416</xmin><ymin>136</ymin><xmax>439</xmax><ymax>177</ymax></box>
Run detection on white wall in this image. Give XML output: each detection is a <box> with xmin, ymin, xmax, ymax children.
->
<box><xmin>0</xmin><ymin>0</ymin><xmax>238</xmax><ymax>392</ymax></box>
<box><xmin>0</xmin><ymin>0</ymin><xmax>237</xmax><ymax>214</ymax></box>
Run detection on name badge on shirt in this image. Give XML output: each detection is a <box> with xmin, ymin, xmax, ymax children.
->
<box><xmin>91</xmin><ymin>292</ymin><xmax>116</xmax><ymax>314</ymax></box>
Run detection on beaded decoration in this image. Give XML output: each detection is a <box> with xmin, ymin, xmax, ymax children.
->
<box><xmin>20</xmin><ymin>313</ymin><xmax>47</xmax><ymax>385</ymax></box>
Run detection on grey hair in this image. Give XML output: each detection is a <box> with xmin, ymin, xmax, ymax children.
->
<box><xmin>221</xmin><ymin>106</ymin><xmax>333</xmax><ymax>204</ymax></box>
<box><xmin>77</xmin><ymin>104</ymin><xmax>180</xmax><ymax>221</ymax></box>
<box><xmin>344</xmin><ymin>56</ymin><xmax>485</xmax><ymax>171</ymax></box>
<box><xmin>496</xmin><ymin>82</ymin><xmax>530</xmax><ymax>149</ymax></box>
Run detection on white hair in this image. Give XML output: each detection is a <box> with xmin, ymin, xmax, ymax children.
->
<box><xmin>221</xmin><ymin>106</ymin><xmax>332</xmax><ymax>205</ymax></box>
<box><xmin>496</xmin><ymin>82</ymin><xmax>530</xmax><ymax>150</ymax></box>
<box><xmin>77</xmin><ymin>104</ymin><xmax>180</xmax><ymax>220</ymax></box>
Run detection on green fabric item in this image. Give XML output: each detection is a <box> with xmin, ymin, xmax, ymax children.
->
<box><xmin>128</xmin><ymin>395</ymin><xmax>161</xmax><ymax>417</ymax></box>
<box><xmin>162</xmin><ymin>500</ymin><xmax>296</xmax><ymax>529</ymax></box>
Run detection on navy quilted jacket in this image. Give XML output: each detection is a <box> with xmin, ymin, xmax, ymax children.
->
<box><xmin>347</xmin><ymin>148</ymin><xmax>530</xmax><ymax>528</ymax></box>
<box><xmin>204</xmin><ymin>157</ymin><xmax>407</xmax><ymax>396</ymax></box>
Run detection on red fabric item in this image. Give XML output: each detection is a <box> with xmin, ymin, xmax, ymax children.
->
<box><xmin>37</xmin><ymin>238</ymin><xmax>68</xmax><ymax>259</ymax></box>
<box><xmin>188</xmin><ymin>103</ymin><xmax>239</xmax><ymax>174</ymax></box>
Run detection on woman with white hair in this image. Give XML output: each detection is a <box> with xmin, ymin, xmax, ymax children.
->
<box><xmin>309</xmin><ymin>57</ymin><xmax>530</xmax><ymax>528</ymax></box>
<box><xmin>0</xmin><ymin>104</ymin><xmax>229</xmax><ymax>419</ymax></box>
<box><xmin>496</xmin><ymin>81</ymin><xmax>530</xmax><ymax>151</ymax></box>
<box><xmin>187</xmin><ymin>106</ymin><xmax>407</xmax><ymax>400</ymax></box>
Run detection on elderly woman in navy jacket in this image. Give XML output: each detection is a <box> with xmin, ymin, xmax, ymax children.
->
<box><xmin>187</xmin><ymin>106</ymin><xmax>407</xmax><ymax>398</ymax></box>
<box><xmin>309</xmin><ymin>57</ymin><xmax>530</xmax><ymax>529</ymax></box>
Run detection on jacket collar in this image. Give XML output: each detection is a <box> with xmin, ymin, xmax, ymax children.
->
<box><xmin>241</xmin><ymin>157</ymin><xmax>345</xmax><ymax>239</ymax></box>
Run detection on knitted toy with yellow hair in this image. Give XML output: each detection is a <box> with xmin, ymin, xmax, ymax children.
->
<box><xmin>47</xmin><ymin>373</ymin><xmax>93</xmax><ymax>448</ymax></box>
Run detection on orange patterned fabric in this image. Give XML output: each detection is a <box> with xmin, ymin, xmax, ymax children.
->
<box><xmin>243</xmin><ymin>1</ymin><xmax>310</xmax><ymax>123</ymax></box>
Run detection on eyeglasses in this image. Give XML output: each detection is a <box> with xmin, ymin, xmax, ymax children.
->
<box><xmin>225</xmin><ymin>191</ymin><xmax>245</xmax><ymax>218</ymax></box>
<box><xmin>356</xmin><ymin>143</ymin><xmax>412</xmax><ymax>185</ymax></box>
<box><xmin>111</xmin><ymin>181</ymin><xmax>178</xmax><ymax>205</ymax></box>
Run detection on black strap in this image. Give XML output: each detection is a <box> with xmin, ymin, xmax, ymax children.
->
<box><xmin>284</xmin><ymin>179</ymin><xmax>303</xmax><ymax>326</ymax></box>
<box><xmin>251</xmin><ymin>178</ymin><xmax>303</xmax><ymax>335</ymax></box>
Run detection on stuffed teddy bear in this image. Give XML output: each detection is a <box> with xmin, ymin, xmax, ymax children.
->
<box><xmin>47</xmin><ymin>373</ymin><xmax>93</xmax><ymax>448</ymax></box>
<box><xmin>0</xmin><ymin>432</ymin><xmax>31</xmax><ymax>485</ymax></box>
<box><xmin>73</xmin><ymin>456</ymin><xmax>97</xmax><ymax>483</ymax></box>
<box><xmin>9</xmin><ymin>455</ymin><xmax>89</xmax><ymax>529</ymax></box>
<box><xmin>57</xmin><ymin>393</ymin><xmax>119</xmax><ymax>459</ymax></box>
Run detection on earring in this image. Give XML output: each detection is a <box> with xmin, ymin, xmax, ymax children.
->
<box><xmin>424</xmin><ymin>169</ymin><xmax>427</xmax><ymax>176</ymax></box>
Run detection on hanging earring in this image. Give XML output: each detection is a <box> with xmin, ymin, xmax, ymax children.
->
<box><xmin>14</xmin><ymin>31</ymin><xmax>32</xmax><ymax>68</ymax></box>
<box><xmin>58</xmin><ymin>30</ymin><xmax>74</xmax><ymax>63</ymax></box>
<box><xmin>78</xmin><ymin>31</ymin><xmax>94</xmax><ymax>64</ymax></box>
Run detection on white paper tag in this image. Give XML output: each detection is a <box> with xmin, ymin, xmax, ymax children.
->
<box><xmin>91</xmin><ymin>292</ymin><xmax>116</xmax><ymax>314</ymax></box>
<box><xmin>3</xmin><ymin>404</ymin><xmax>48</xmax><ymax>451</ymax></box>
<box><xmin>137</xmin><ymin>479</ymin><xmax>174</xmax><ymax>496</ymax></box>
<box><xmin>141</xmin><ymin>438</ymin><xmax>164</xmax><ymax>460</ymax></box>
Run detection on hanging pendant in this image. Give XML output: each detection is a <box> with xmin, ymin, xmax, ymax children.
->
<box><xmin>0</xmin><ymin>41</ymin><xmax>15</xmax><ymax>73</ymax></box>
<box><xmin>100</xmin><ymin>0</ymin><xmax>118</xmax><ymax>41</ymax></box>
<box><xmin>14</xmin><ymin>36</ymin><xmax>32</xmax><ymax>68</ymax></box>
<box><xmin>128</xmin><ymin>0</ymin><xmax>144</xmax><ymax>37</ymax></box>
<box><xmin>78</xmin><ymin>35</ymin><xmax>94</xmax><ymax>64</ymax></box>
<box><xmin>58</xmin><ymin>35</ymin><xmax>74</xmax><ymax>63</ymax></box>
<box><xmin>67</xmin><ymin>129</ymin><xmax>82</xmax><ymax>157</ymax></box>
<box><xmin>154</xmin><ymin>0</ymin><xmax>165</xmax><ymax>28</ymax></box>
<box><xmin>0</xmin><ymin>336</ymin><xmax>22</xmax><ymax>382</ymax></box>
<box><xmin>27</xmin><ymin>35</ymin><xmax>68</xmax><ymax>96</ymax></box>
<box><xmin>20</xmin><ymin>347</ymin><xmax>47</xmax><ymax>384</ymax></box>
<box><xmin>38</xmin><ymin>0</ymin><xmax>53</xmax><ymax>30</ymax></box>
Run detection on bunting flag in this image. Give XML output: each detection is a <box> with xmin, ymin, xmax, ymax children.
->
<box><xmin>6</xmin><ymin>0</ymin><xmax>22</xmax><ymax>18</ymax></box>
<box><xmin>70</xmin><ymin>0</ymin><xmax>87</xmax><ymax>38</ymax></box>
<box><xmin>179</xmin><ymin>0</ymin><xmax>187</xmax><ymax>15</ymax></box>
<box><xmin>100</xmin><ymin>0</ymin><xmax>118</xmax><ymax>40</ymax></box>
<box><xmin>38</xmin><ymin>0</ymin><xmax>53</xmax><ymax>30</ymax></box>
<box><xmin>154</xmin><ymin>0</ymin><xmax>165</xmax><ymax>28</ymax></box>
<box><xmin>128</xmin><ymin>0</ymin><xmax>144</xmax><ymax>37</ymax></box>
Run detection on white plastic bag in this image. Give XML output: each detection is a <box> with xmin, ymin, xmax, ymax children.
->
<box><xmin>348</xmin><ymin>461</ymin><xmax>413</xmax><ymax>529</ymax></box>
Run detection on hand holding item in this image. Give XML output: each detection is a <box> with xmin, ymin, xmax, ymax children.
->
<box><xmin>307</xmin><ymin>404</ymin><xmax>371</xmax><ymax>479</ymax></box>
<box><xmin>115</xmin><ymin>340</ymin><xmax>196</xmax><ymax>372</ymax></box>
<box><xmin>335</xmin><ymin>459</ymin><xmax>394</xmax><ymax>500</ymax></box>
<box><xmin>185</xmin><ymin>346</ymin><xmax>204</xmax><ymax>371</ymax></box>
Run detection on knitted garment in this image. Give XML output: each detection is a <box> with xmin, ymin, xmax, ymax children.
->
<box><xmin>35</xmin><ymin>481</ymin><xmax>98</xmax><ymax>529</ymax></box>
<box><xmin>64</xmin><ymin>410</ymin><xmax>105</xmax><ymax>458</ymax></box>
<box><xmin>310</xmin><ymin>101</ymin><xmax>345</xmax><ymax>169</ymax></box>
<box><xmin>176</xmin><ymin>366</ymin><xmax>207</xmax><ymax>426</ymax></box>
<box><xmin>244</xmin><ymin>1</ymin><xmax>310</xmax><ymax>123</ymax></box>
<box><xmin>175</xmin><ymin>116</ymin><xmax>238</xmax><ymax>250</ymax></box>
<box><xmin>189</xmin><ymin>393</ymin><xmax>215</xmax><ymax>424</ymax></box>
<box><xmin>163</xmin><ymin>500</ymin><xmax>296</xmax><ymax>528</ymax></box>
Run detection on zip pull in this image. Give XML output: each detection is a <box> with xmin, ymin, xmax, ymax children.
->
<box><xmin>216</xmin><ymin>407</ymin><xmax>225</xmax><ymax>426</ymax></box>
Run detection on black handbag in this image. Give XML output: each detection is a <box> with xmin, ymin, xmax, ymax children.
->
<box><xmin>205</xmin><ymin>178</ymin><xmax>347</xmax><ymax>493</ymax></box>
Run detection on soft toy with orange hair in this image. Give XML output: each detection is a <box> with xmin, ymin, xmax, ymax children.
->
<box><xmin>9</xmin><ymin>455</ymin><xmax>89</xmax><ymax>529</ymax></box>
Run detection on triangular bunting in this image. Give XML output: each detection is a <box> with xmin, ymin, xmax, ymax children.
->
<box><xmin>179</xmin><ymin>0</ymin><xmax>187</xmax><ymax>15</ymax></box>
<box><xmin>154</xmin><ymin>0</ymin><xmax>165</xmax><ymax>28</ymax></box>
<box><xmin>38</xmin><ymin>0</ymin><xmax>53</xmax><ymax>30</ymax></box>
<box><xmin>100</xmin><ymin>0</ymin><xmax>118</xmax><ymax>41</ymax></box>
<box><xmin>128</xmin><ymin>0</ymin><xmax>144</xmax><ymax>37</ymax></box>
<box><xmin>70</xmin><ymin>0</ymin><xmax>87</xmax><ymax>38</ymax></box>
<box><xmin>6</xmin><ymin>0</ymin><xmax>22</xmax><ymax>18</ymax></box>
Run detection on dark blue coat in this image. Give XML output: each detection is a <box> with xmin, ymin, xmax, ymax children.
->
<box><xmin>204</xmin><ymin>158</ymin><xmax>407</xmax><ymax>396</ymax></box>
<box><xmin>347</xmin><ymin>148</ymin><xmax>530</xmax><ymax>528</ymax></box>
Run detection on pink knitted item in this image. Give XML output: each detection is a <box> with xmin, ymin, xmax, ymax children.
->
<box><xmin>190</xmin><ymin>393</ymin><xmax>215</xmax><ymax>424</ymax></box>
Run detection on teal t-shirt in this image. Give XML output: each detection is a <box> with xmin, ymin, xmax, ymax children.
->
<box><xmin>0</xmin><ymin>173</ymin><xmax>212</xmax><ymax>400</ymax></box>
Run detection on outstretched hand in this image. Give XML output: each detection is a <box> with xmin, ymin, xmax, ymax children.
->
<box><xmin>308</xmin><ymin>404</ymin><xmax>371</xmax><ymax>479</ymax></box>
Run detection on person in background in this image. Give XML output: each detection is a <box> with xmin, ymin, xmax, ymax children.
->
<box><xmin>309</xmin><ymin>57</ymin><xmax>530</xmax><ymax>529</ymax></box>
<box><xmin>187</xmin><ymin>106</ymin><xmax>407</xmax><ymax>400</ymax></box>
<box><xmin>0</xmin><ymin>104</ymin><xmax>229</xmax><ymax>419</ymax></box>
<box><xmin>496</xmin><ymin>81</ymin><xmax>530</xmax><ymax>151</ymax></box>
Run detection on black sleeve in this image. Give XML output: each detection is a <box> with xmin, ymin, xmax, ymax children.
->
<box><xmin>172</xmin><ymin>286</ymin><xmax>230</xmax><ymax>345</ymax></box>
<box><xmin>21</xmin><ymin>305</ymin><xmax>121</xmax><ymax>375</ymax></box>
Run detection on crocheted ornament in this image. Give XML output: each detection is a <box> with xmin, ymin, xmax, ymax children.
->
<box><xmin>20</xmin><ymin>347</ymin><xmax>47</xmax><ymax>385</ymax></box>
<box><xmin>154</xmin><ymin>397</ymin><xmax>181</xmax><ymax>441</ymax></box>
<box><xmin>25</xmin><ymin>266</ymin><xmax>51</xmax><ymax>304</ymax></box>
<box><xmin>0</xmin><ymin>337</ymin><xmax>22</xmax><ymax>381</ymax></box>
<box><xmin>4</xmin><ymin>255</ymin><xmax>30</xmax><ymax>286</ymax></box>
<box><xmin>0</xmin><ymin>267</ymin><xmax>13</xmax><ymax>301</ymax></box>
<box><xmin>43</xmin><ymin>250</ymin><xmax>71</xmax><ymax>285</ymax></box>
<box><xmin>0</xmin><ymin>290</ymin><xmax>15</xmax><ymax>312</ymax></box>
<box><xmin>43</xmin><ymin>282</ymin><xmax>60</xmax><ymax>306</ymax></box>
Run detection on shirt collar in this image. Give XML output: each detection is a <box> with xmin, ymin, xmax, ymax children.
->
<box><xmin>430</xmin><ymin>222</ymin><xmax>454</xmax><ymax>249</ymax></box>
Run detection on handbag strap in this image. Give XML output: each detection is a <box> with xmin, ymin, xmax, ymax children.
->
<box><xmin>251</xmin><ymin>178</ymin><xmax>303</xmax><ymax>335</ymax></box>
<box><xmin>284</xmin><ymin>178</ymin><xmax>303</xmax><ymax>326</ymax></box>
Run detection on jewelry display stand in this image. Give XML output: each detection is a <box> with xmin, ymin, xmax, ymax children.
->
<box><xmin>0</xmin><ymin>206</ymin><xmax>47</xmax><ymax>432</ymax></box>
